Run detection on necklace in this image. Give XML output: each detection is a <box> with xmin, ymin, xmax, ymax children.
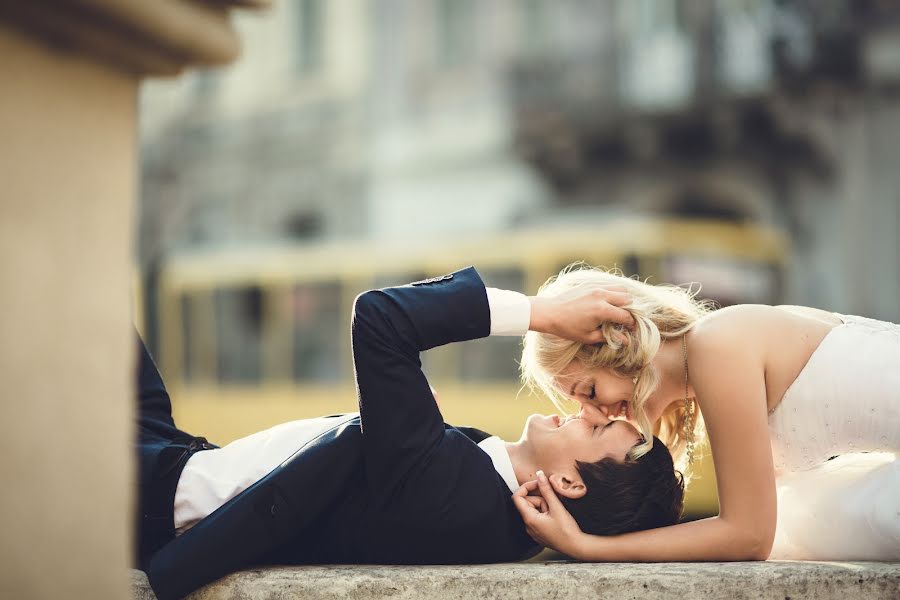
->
<box><xmin>682</xmin><ymin>334</ymin><xmax>695</xmax><ymax>465</ymax></box>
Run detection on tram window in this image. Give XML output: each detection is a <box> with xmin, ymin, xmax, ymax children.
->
<box><xmin>180</xmin><ymin>292</ymin><xmax>194</xmax><ymax>383</ymax></box>
<box><xmin>620</xmin><ymin>253</ymin><xmax>640</xmax><ymax>278</ymax></box>
<box><xmin>459</xmin><ymin>267</ymin><xmax>525</xmax><ymax>382</ymax></box>
<box><xmin>664</xmin><ymin>255</ymin><xmax>779</xmax><ymax>305</ymax></box>
<box><xmin>180</xmin><ymin>291</ymin><xmax>217</xmax><ymax>384</ymax></box>
<box><xmin>215</xmin><ymin>286</ymin><xmax>263</xmax><ymax>383</ymax></box>
<box><xmin>458</xmin><ymin>336</ymin><xmax>522</xmax><ymax>381</ymax></box>
<box><xmin>292</xmin><ymin>282</ymin><xmax>342</xmax><ymax>382</ymax></box>
<box><xmin>372</xmin><ymin>271</ymin><xmax>453</xmax><ymax>377</ymax></box>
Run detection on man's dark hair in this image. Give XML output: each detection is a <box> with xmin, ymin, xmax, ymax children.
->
<box><xmin>562</xmin><ymin>436</ymin><xmax>684</xmax><ymax>536</ymax></box>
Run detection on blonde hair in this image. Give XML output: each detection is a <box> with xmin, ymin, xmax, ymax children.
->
<box><xmin>521</xmin><ymin>263</ymin><xmax>714</xmax><ymax>474</ymax></box>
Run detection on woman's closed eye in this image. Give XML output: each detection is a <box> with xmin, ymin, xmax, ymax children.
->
<box><xmin>567</xmin><ymin>381</ymin><xmax>594</xmax><ymax>401</ymax></box>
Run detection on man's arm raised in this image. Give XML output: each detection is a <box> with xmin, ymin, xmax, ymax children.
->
<box><xmin>351</xmin><ymin>268</ymin><xmax>634</xmax><ymax>499</ymax></box>
<box><xmin>351</xmin><ymin>267</ymin><xmax>491</xmax><ymax>496</ymax></box>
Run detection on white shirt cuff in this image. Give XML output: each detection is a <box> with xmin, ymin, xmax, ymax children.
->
<box><xmin>486</xmin><ymin>288</ymin><xmax>531</xmax><ymax>336</ymax></box>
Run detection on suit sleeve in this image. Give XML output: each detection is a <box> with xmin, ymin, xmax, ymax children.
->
<box><xmin>351</xmin><ymin>266</ymin><xmax>490</xmax><ymax>493</ymax></box>
<box><xmin>136</xmin><ymin>333</ymin><xmax>177</xmax><ymax>427</ymax></box>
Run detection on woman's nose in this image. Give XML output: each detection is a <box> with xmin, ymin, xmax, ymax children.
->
<box><xmin>577</xmin><ymin>404</ymin><xmax>610</xmax><ymax>426</ymax></box>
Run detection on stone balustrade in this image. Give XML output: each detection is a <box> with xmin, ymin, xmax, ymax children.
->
<box><xmin>131</xmin><ymin>561</ymin><xmax>900</xmax><ymax>600</ymax></box>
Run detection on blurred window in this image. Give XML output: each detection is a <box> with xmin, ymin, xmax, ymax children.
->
<box><xmin>215</xmin><ymin>286</ymin><xmax>263</xmax><ymax>383</ymax></box>
<box><xmin>519</xmin><ymin>0</ymin><xmax>551</xmax><ymax>56</ymax></box>
<box><xmin>618</xmin><ymin>0</ymin><xmax>694</xmax><ymax>110</ymax></box>
<box><xmin>180</xmin><ymin>291</ymin><xmax>217</xmax><ymax>384</ymax></box>
<box><xmin>716</xmin><ymin>0</ymin><xmax>773</xmax><ymax>96</ymax></box>
<box><xmin>436</xmin><ymin>0</ymin><xmax>475</xmax><ymax>67</ymax></box>
<box><xmin>371</xmin><ymin>271</ymin><xmax>458</xmax><ymax>378</ymax></box>
<box><xmin>620</xmin><ymin>253</ymin><xmax>641</xmax><ymax>278</ymax></box>
<box><xmin>192</xmin><ymin>70</ymin><xmax>220</xmax><ymax>97</ymax></box>
<box><xmin>458</xmin><ymin>267</ymin><xmax>526</xmax><ymax>382</ymax></box>
<box><xmin>180</xmin><ymin>292</ymin><xmax>195</xmax><ymax>383</ymax></box>
<box><xmin>664</xmin><ymin>255</ymin><xmax>778</xmax><ymax>305</ymax></box>
<box><xmin>295</xmin><ymin>0</ymin><xmax>324</xmax><ymax>75</ymax></box>
<box><xmin>292</xmin><ymin>282</ymin><xmax>342</xmax><ymax>382</ymax></box>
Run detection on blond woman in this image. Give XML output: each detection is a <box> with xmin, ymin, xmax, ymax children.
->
<box><xmin>512</xmin><ymin>265</ymin><xmax>899</xmax><ymax>561</ymax></box>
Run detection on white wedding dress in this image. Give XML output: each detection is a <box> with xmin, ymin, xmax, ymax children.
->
<box><xmin>767</xmin><ymin>314</ymin><xmax>899</xmax><ymax>560</ymax></box>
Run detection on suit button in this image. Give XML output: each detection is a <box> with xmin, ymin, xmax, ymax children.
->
<box><xmin>270</xmin><ymin>504</ymin><xmax>278</xmax><ymax>517</ymax></box>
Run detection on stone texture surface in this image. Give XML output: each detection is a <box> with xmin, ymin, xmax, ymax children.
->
<box><xmin>132</xmin><ymin>561</ymin><xmax>900</xmax><ymax>600</ymax></box>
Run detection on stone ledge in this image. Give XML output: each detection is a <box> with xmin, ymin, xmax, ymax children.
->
<box><xmin>132</xmin><ymin>561</ymin><xmax>900</xmax><ymax>599</ymax></box>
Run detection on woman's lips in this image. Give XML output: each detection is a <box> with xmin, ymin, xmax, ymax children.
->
<box><xmin>612</xmin><ymin>401</ymin><xmax>631</xmax><ymax>420</ymax></box>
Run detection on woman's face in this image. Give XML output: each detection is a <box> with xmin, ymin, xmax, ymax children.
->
<box><xmin>553</xmin><ymin>360</ymin><xmax>636</xmax><ymax>423</ymax></box>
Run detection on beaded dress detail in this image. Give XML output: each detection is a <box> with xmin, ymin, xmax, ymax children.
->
<box><xmin>768</xmin><ymin>314</ymin><xmax>899</xmax><ymax>472</ymax></box>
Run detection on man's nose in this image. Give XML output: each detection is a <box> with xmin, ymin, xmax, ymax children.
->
<box><xmin>577</xmin><ymin>404</ymin><xmax>610</xmax><ymax>426</ymax></box>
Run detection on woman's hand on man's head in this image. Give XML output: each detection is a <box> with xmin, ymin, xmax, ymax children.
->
<box><xmin>512</xmin><ymin>470</ymin><xmax>588</xmax><ymax>558</ymax></box>
<box><xmin>528</xmin><ymin>287</ymin><xmax>634</xmax><ymax>344</ymax></box>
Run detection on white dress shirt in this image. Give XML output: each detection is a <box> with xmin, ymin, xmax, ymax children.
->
<box><xmin>173</xmin><ymin>287</ymin><xmax>532</xmax><ymax>533</ymax></box>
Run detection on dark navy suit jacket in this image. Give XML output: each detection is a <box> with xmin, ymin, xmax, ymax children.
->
<box><xmin>143</xmin><ymin>267</ymin><xmax>540</xmax><ymax>600</ymax></box>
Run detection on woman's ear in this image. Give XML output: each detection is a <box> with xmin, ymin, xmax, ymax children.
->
<box><xmin>548</xmin><ymin>472</ymin><xmax>586</xmax><ymax>500</ymax></box>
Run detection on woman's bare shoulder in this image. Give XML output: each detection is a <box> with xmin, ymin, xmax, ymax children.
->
<box><xmin>689</xmin><ymin>305</ymin><xmax>783</xmax><ymax>355</ymax></box>
<box><xmin>774</xmin><ymin>304</ymin><xmax>843</xmax><ymax>325</ymax></box>
<box><xmin>692</xmin><ymin>304</ymin><xmax>781</xmax><ymax>333</ymax></box>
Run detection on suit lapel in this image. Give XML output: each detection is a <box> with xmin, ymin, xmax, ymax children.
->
<box><xmin>453</xmin><ymin>426</ymin><xmax>493</xmax><ymax>444</ymax></box>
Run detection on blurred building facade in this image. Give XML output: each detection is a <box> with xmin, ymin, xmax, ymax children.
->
<box><xmin>140</xmin><ymin>0</ymin><xmax>550</xmax><ymax>254</ymax></box>
<box><xmin>140</xmin><ymin>0</ymin><xmax>900</xmax><ymax>321</ymax></box>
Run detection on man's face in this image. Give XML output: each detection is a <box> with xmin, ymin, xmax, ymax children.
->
<box><xmin>519</xmin><ymin>411</ymin><xmax>642</xmax><ymax>472</ymax></box>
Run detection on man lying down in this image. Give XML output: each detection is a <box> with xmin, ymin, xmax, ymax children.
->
<box><xmin>137</xmin><ymin>267</ymin><xmax>684</xmax><ymax>600</ymax></box>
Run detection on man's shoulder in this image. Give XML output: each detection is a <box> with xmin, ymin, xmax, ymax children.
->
<box><xmin>417</xmin><ymin>429</ymin><xmax>512</xmax><ymax>498</ymax></box>
<box><xmin>445</xmin><ymin>424</ymin><xmax>493</xmax><ymax>444</ymax></box>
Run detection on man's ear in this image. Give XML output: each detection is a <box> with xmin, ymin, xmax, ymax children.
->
<box><xmin>548</xmin><ymin>471</ymin><xmax>586</xmax><ymax>500</ymax></box>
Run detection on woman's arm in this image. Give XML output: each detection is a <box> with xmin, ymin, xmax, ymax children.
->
<box><xmin>514</xmin><ymin>313</ymin><xmax>777</xmax><ymax>561</ymax></box>
<box><xmin>515</xmin><ymin>477</ymin><xmax>770</xmax><ymax>561</ymax></box>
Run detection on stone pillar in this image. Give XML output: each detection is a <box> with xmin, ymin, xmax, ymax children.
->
<box><xmin>0</xmin><ymin>1</ymin><xmax>267</xmax><ymax>598</ymax></box>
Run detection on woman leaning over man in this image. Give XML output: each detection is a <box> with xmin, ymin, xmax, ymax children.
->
<box><xmin>513</xmin><ymin>265</ymin><xmax>899</xmax><ymax>561</ymax></box>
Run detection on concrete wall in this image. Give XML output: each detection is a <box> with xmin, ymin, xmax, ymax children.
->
<box><xmin>0</xmin><ymin>23</ymin><xmax>137</xmax><ymax>599</ymax></box>
<box><xmin>0</xmin><ymin>1</ymin><xmax>262</xmax><ymax>597</ymax></box>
